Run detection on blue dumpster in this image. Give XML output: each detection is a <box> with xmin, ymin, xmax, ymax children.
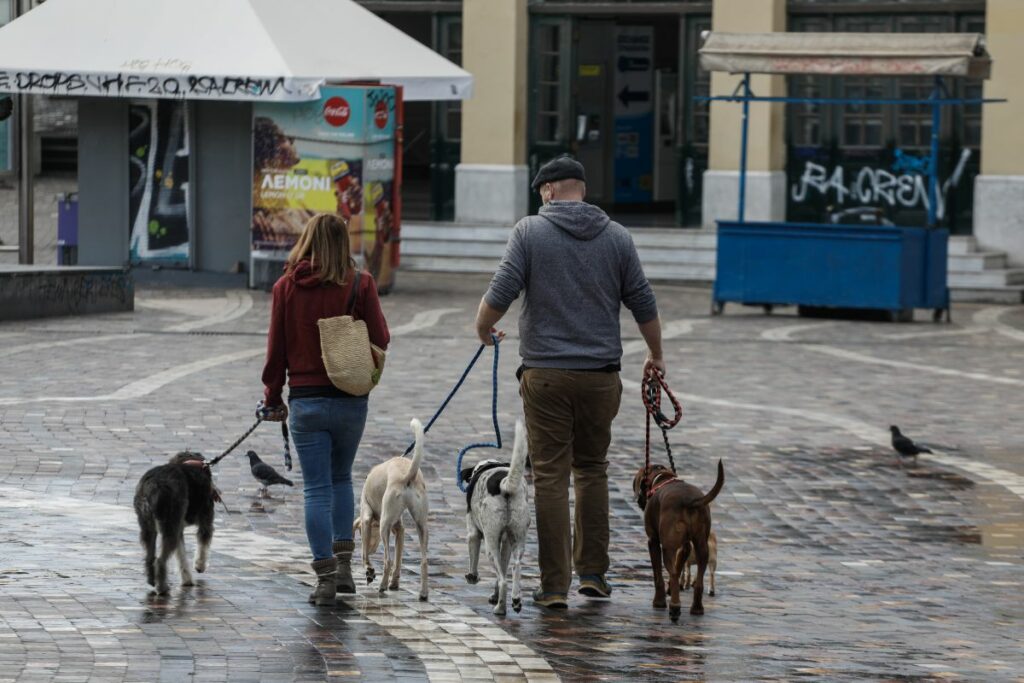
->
<box><xmin>57</xmin><ymin>192</ymin><xmax>78</xmax><ymax>265</ymax></box>
<box><xmin>712</xmin><ymin>221</ymin><xmax>949</xmax><ymax>318</ymax></box>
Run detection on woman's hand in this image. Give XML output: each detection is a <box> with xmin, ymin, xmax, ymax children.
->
<box><xmin>258</xmin><ymin>401</ymin><xmax>289</xmax><ymax>422</ymax></box>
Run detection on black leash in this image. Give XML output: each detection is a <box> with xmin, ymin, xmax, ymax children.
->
<box><xmin>206</xmin><ymin>402</ymin><xmax>293</xmax><ymax>471</ymax></box>
<box><xmin>207</xmin><ymin>417</ymin><xmax>263</xmax><ymax>468</ymax></box>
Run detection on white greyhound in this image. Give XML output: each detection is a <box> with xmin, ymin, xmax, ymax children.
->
<box><xmin>354</xmin><ymin>418</ymin><xmax>430</xmax><ymax>601</ymax></box>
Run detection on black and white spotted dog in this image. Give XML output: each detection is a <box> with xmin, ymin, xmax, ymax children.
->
<box><xmin>133</xmin><ymin>451</ymin><xmax>218</xmax><ymax>595</ymax></box>
<box><xmin>460</xmin><ymin>420</ymin><xmax>530</xmax><ymax>616</ymax></box>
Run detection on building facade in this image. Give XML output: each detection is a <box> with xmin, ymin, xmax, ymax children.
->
<box><xmin>361</xmin><ymin>0</ymin><xmax>1024</xmax><ymax>269</ymax></box>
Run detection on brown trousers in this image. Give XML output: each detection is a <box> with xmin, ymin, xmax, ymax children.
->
<box><xmin>520</xmin><ymin>368</ymin><xmax>622</xmax><ymax>594</ymax></box>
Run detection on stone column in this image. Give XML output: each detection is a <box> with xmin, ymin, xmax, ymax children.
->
<box><xmin>973</xmin><ymin>0</ymin><xmax>1024</xmax><ymax>265</ymax></box>
<box><xmin>702</xmin><ymin>0</ymin><xmax>787</xmax><ymax>229</ymax></box>
<box><xmin>455</xmin><ymin>0</ymin><xmax>529</xmax><ymax>225</ymax></box>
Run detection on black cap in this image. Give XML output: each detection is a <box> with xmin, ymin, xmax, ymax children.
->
<box><xmin>531</xmin><ymin>155</ymin><xmax>586</xmax><ymax>191</ymax></box>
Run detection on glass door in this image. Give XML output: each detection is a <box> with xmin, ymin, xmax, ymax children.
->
<box><xmin>430</xmin><ymin>14</ymin><xmax>462</xmax><ymax>221</ymax></box>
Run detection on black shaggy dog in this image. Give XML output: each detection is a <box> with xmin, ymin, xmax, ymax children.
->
<box><xmin>133</xmin><ymin>452</ymin><xmax>218</xmax><ymax>595</ymax></box>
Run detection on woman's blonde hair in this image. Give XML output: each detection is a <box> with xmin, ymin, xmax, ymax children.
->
<box><xmin>286</xmin><ymin>213</ymin><xmax>356</xmax><ymax>286</ymax></box>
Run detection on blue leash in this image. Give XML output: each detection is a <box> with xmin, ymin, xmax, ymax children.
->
<box><xmin>403</xmin><ymin>336</ymin><xmax>503</xmax><ymax>493</ymax></box>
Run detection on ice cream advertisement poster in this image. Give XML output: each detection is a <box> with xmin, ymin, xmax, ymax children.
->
<box><xmin>251</xmin><ymin>85</ymin><xmax>399</xmax><ymax>288</ymax></box>
<box><xmin>252</xmin><ymin>97</ymin><xmax>369</xmax><ymax>251</ymax></box>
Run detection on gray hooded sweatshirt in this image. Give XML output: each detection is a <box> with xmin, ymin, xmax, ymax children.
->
<box><xmin>484</xmin><ymin>201</ymin><xmax>658</xmax><ymax>369</ymax></box>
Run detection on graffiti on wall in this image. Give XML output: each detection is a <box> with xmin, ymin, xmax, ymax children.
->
<box><xmin>129</xmin><ymin>101</ymin><xmax>191</xmax><ymax>262</ymax></box>
<box><xmin>790</xmin><ymin>148</ymin><xmax>972</xmax><ymax>221</ymax></box>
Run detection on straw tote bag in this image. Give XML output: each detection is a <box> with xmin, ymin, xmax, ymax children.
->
<box><xmin>317</xmin><ymin>271</ymin><xmax>386</xmax><ymax>396</ymax></box>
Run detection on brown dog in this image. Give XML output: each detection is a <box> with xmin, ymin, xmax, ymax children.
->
<box><xmin>633</xmin><ymin>460</ymin><xmax>724</xmax><ymax>620</ymax></box>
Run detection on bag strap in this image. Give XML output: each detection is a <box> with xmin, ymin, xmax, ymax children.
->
<box><xmin>346</xmin><ymin>270</ymin><xmax>361</xmax><ymax>317</ymax></box>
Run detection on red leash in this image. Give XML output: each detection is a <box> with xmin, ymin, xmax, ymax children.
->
<box><xmin>642</xmin><ymin>365</ymin><xmax>683</xmax><ymax>496</ymax></box>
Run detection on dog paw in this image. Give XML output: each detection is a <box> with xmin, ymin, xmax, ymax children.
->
<box><xmin>689</xmin><ymin>605</ymin><xmax>704</xmax><ymax>616</ymax></box>
<box><xmin>465</xmin><ymin>572</ymin><xmax>478</xmax><ymax>585</ymax></box>
<box><xmin>653</xmin><ymin>599</ymin><xmax>667</xmax><ymax>609</ymax></box>
<box><xmin>493</xmin><ymin>604</ymin><xmax>507</xmax><ymax>617</ymax></box>
<box><xmin>669</xmin><ymin>605</ymin><xmax>681</xmax><ymax>621</ymax></box>
<box><xmin>156</xmin><ymin>584</ymin><xmax>170</xmax><ymax>596</ymax></box>
<box><xmin>488</xmin><ymin>592</ymin><xmax>499</xmax><ymax>605</ymax></box>
<box><xmin>512</xmin><ymin>598</ymin><xmax>522</xmax><ymax>613</ymax></box>
<box><xmin>708</xmin><ymin>590</ymin><xmax>715</xmax><ymax>597</ymax></box>
<box><xmin>418</xmin><ymin>593</ymin><xmax>428</xmax><ymax>602</ymax></box>
<box><xmin>180</xmin><ymin>575</ymin><xmax>195</xmax><ymax>587</ymax></box>
<box><xmin>366</xmin><ymin>569</ymin><xmax>376</xmax><ymax>584</ymax></box>
<box><xmin>388</xmin><ymin>583</ymin><xmax>400</xmax><ymax>591</ymax></box>
<box><xmin>194</xmin><ymin>562</ymin><xmax>206</xmax><ymax>574</ymax></box>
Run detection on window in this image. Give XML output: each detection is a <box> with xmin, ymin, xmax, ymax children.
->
<box><xmin>441</xmin><ymin>19</ymin><xmax>462</xmax><ymax>143</ymax></box>
<box><xmin>535</xmin><ymin>23</ymin><xmax>564</xmax><ymax>144</ymax></box>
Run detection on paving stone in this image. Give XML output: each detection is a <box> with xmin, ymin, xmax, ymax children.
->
<box><xmin>0</xmin><ymin>272</ymin><xmax>1021</xmax><ymax>681</ymax></box>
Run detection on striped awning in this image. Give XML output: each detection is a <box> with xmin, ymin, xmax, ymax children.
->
<box><xmin>699</xmin><ymin>32</ymin><xmax>991</xmax><ymax>79</ymax></box>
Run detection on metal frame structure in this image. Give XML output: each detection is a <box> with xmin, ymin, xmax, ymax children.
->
<box><xmin>699</xmin><ymin>78</ymin><xmax>1002</xmax><ymax>226</ymax></box>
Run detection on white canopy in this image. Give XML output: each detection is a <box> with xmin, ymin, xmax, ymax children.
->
<box><xmin>0</xmin><ymin>0</ymin><xmax>473</xmax><ymax>102</ymax></box>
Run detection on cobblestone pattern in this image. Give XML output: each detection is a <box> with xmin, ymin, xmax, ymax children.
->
<box><xmin>0</xmin><ymin>272</ymin><xmax>1022</xmax><ymax>681</ymax></box>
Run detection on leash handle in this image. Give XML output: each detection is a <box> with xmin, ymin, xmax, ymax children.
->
<box><xmin>642</xmin><ymin>365</ymin><xmax>683</xmax><ymax>489</ymax></box>
<box><xmin>281</xmin><ymin>421</ymin><xmax>293</xmax><ymax>471</ymax></box>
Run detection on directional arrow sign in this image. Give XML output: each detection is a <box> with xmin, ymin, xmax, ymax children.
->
<box><xmin>618</xmin><ymin>85</ymin><xmax>650</xmax><ymax>109</ymax></box>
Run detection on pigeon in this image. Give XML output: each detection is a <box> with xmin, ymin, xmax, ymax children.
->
<box><xmin>889</xmin><ymin>425</ymin><xmax>932</xmax><ymax>466</ymax></box>
<box><xmin>247</xmin><ymin>450</ymin><xmax>294</xmax><ymax>497</ymax></box>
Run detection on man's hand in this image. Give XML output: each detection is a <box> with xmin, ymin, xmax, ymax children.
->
<box><xmin>478</xmin><ymin>326</ymin><xmax>506</xmax><ymax>346</ymax></box>
<box><xmin>475</xmin><ymin>297</ymin><xmax>507</xmax><ymax>347</ymax></box>
<box><xmin>644</xmin><ymin>355</ymin><xmax>666</xmax><ymax>377</ymax></box>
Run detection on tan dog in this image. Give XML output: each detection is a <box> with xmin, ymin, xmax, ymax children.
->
<box><xmin>354</xmin><ymin>418</ymin><xmax>429</xmax><ymax>601</ymax></box>
<box><xmin>683</xmin><ymin>530</ymin><xmax>717</xmax><ymax>596</ymax></box>
<box><xmin>632</xmin><ymin>460</ymin><xmax>724</xmax><ymax>620</ymax></box>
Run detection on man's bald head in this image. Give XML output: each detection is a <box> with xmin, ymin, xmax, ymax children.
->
<box><xmin>540</xmin><ymin>178</ymin><xmax>586</xmax><ymax>204</ymax></box>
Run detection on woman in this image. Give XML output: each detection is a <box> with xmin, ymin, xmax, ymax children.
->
<box><xmin>261</xmin><ymin>213</ymin><xmax>390</xmax><ymax>606</ymax></box>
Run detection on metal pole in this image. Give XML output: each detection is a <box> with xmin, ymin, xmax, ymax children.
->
<box><xmin>738</xmin><ymin>73</ymin><xmax>751</xmax><ymax>223</ymax></box>
<box><xmin>927</xmin><ymin>76</ymin><xmax>942</xmax><ymax>229</ymax></box>
<box><xmin>16</xmin><ymin>0</ymin><xmax>33</xmax><ymax>264</ymax></box>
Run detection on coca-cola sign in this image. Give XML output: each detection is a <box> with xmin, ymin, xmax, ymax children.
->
<box><xmin>323</xmin><ymin>97</ymin><xmax>351</xmax><ymax>127</ymax></box>
<box><xmin>374</xmin><ymin>100</ymin><xmax>389</xmax><ymax>129</ymax></box>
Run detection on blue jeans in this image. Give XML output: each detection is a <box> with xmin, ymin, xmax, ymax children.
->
<box><xmin>289</xmin><ymin>396</ymin><xmax>369</xmax><ymax>560</ymax></box>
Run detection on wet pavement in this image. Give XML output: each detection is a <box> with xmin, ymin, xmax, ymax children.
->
<box><xmin>1</xmin><ymin>271</ymin><xmax>1022</xmax><ymax>682</ymax></box>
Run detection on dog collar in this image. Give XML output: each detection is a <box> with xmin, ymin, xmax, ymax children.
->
<box><xmin>647</xmin><ymin>472</ymin><xmax>678</xmax><ymax>497</ymax></box>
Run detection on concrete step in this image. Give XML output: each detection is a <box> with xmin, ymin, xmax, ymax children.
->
<box><xmin>950</xmin><ymin>286</ymin><xmax>1024</xmax><ymax>304</ymax></box>
<box><xmin>636</xmin><ymin>247</ymin><xmax>716</xmax><ymax>265</ymax></box>
<box><xmin>629</xmin><ymin>228</ymin><xmax>716</xmax><ymax>249</ymax></box>
<box><xmin>948</xmin><ymin>235</ymin><xmax>978</xmax><ymax>255</ymax></box>
<box><xmin>948</xmin><ymin>251</ymin><xmax>1008</xmax><ymax>272</ymax></box>
<box><xmin>400</xmin><ymin>255</ymin><xmax>499</xmax><ymax>274</ymax></box>
<box><xmin>948</xmin><ymin>268</ymin><xmax>1024</xmax><ymax>288</ymax></box>
<box><xmin>642</xmin><ymin>263</ymin><xmax>716</xmax><ymax>282</ymax></box>
<box><xmin>401</xmin><ymin>239</ymin><xmax>506</xmax><ymax>259</ymax></box>
<box><xmin>401</xmin><ymin>223</ymin><xmax>511</xmax><ymax>243</ymax></box>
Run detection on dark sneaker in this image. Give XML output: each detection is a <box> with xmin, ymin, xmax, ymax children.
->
<box><xmin>531</xmin><ymin>589</ymin><xmax>568</xmax><ymax>609</ymax></box>
<box><xmin>578</xmin><ymin>575</ymin><xmax>612</xmax><ymax>599</ymax></box>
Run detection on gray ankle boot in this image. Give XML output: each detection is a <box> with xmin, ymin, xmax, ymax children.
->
<box><xmin>333</xmin><ymin>540</ymin><xmax>356</xmax><ymax>594</ymax></box>
<box><xmin>309</xmin><ymin>557</ymin><xmax>337</xmax><ymax>606</ymax></box>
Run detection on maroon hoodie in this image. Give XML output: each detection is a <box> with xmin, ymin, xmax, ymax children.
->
<box><xmin>261</xmin><ymin>260</ymin><xmax>390</xmax><ymax>407</ymax></box>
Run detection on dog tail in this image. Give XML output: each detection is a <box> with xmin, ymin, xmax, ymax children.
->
<box><xmin>500</xmin><ymin>420</ymin><xmax>528</xmax><ymax>497</ymax></box>
<box><xmin>404</xmin><ymin>418</ymin><xmax>426</xmax><ymax>486</ymax></box>
<box><xmin>690</xmin><ymin>459</ymin><xmax>725</xmax><ymax>508</ymax></box>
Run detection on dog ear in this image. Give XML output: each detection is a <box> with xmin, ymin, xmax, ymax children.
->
<box><xmin>459</xmin><ymin>468</ymin><xmax>474</xmax><ymax>483</ymax></box>
<box><xmin>636</xmin><ymin>493</ymin><xmax>647</xmax><ymax>511</ymax></box>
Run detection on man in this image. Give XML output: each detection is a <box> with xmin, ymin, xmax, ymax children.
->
<box><xmin>475</xmin><ymin>156</ymin><xmax>664</xmax><ymax>609</ymax></box>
